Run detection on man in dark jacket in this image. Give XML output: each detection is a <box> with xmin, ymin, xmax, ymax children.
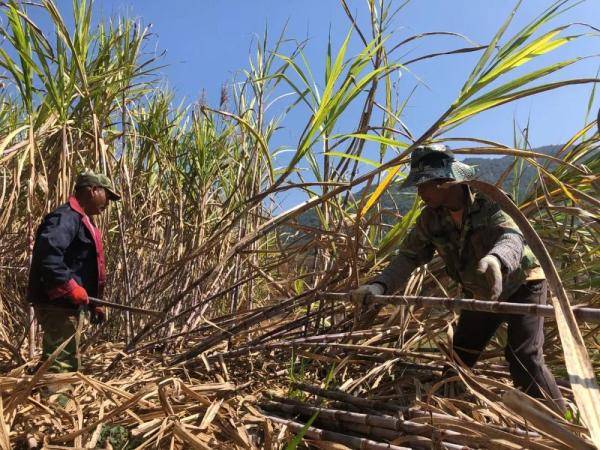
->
<box><xmin>28</xmin><ymin>170</ymin><xmax>120</xmax><ymax>373</ymax></box>
<box><xmin>352</xmin><ymin>144</ymin><xmax>565</xmax><ymax>413</ymax></box>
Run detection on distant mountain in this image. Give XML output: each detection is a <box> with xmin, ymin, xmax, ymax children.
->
<box><xmin>375</xmin><ymin>144</ymin><xmax>563</xmax><ymax>215</ymax></box>
<box><xmin>462</xmin><ymin>144</ymin><xmax>563</xmax><ymax>203</ymax></box>
<box><xmin>294</xmin><ymin>145</ymin><xmax>563</xmax><ymax>230</ymax></box>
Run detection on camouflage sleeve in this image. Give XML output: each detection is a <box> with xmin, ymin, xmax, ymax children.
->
<box><xmin>487</xmin><ymin>208</ymin><xmax>524</xmax><ymax>273</ymax></box>
<box><xmin>373</xmin><ymin>214</ymin><xmax>434</xmax><ymax>294</ymax></box>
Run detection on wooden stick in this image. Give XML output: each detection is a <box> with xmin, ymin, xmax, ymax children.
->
<box><xmin>88</xmin><ymin>297</ymin><xmax>162</xmax><ymax>317</ymax></box>
<box><xmin>323</xmin><ymin>293</ymin><xmax>600</xmax><ymax>323</ymax></box>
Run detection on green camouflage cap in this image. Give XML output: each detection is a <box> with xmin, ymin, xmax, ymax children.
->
<box><xmin>75</xmin><ymin>170</ymin><xmax>121</xmax><ymax>200</ymax></box>
<box><xmin>400</xmin><ymin>144</ymin><xmax>476</xmax><ymax>189</ymax></box>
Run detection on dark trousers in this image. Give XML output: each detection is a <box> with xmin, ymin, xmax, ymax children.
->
<box><xmin>453</xmin><ymin>280</ymin><xmax>565</xmax><ymax>412</ymax></box>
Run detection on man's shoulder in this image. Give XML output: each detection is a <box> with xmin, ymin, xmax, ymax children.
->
<box><xmin>42</xmin><ymin>203</ymin><xmax>81</xmax><ymax>226</ymax></box>
<box><xmin>52</xmin><ymin>202</ymin><xmax>73</xmax><ymax>213</ymax></box>
<box><xmin>470</xmin><ymin>193</ymin><xmax>520</xmax><ymax>228</ymax></box>
<box><xmin>471</xmin><ymin>193</ymin><xmax>501</xmax><ymax>216</ymax></box>
<box><xmin>415</xmin><ymin>205</ymin><xmax>444</xmax><ymax>233</ymax></box>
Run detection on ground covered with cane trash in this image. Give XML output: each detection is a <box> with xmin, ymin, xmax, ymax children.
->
<box><xmin>1</xmin><ymin>302</ymin><xmax>595</xmax><ymax>449</ymax></box>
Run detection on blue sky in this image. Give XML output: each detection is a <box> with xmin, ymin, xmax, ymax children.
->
<box><xmin>5</xmin><ymin>1</ymin><xmax>600</xmax><ymax>207</ymax></box>
<box><xmin>85</xmin><ymin>0</ymin><xmax>600</xmax><ymax>147</ymax></box>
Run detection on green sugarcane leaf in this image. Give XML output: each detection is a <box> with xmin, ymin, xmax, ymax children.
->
<box><xmin>323</xmin><ymin>151</ymin><xmax>381</xmax><ymax>167</ymax></box>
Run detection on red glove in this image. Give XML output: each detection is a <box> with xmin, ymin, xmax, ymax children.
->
<box><xmin>67</xmin><ymin>284</ymin><xmax>89</xmax><ymax>306</ymax></box>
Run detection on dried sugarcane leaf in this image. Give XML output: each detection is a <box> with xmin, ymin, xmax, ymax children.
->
<box><xmin>172</xmin><ymin>422</ymin><xmax>212</xmax><ymax>450</ymax></box>
<box><xmin>0</xmin><ymin>396</ymin><xmax>10</xmax><ymax>450</ymax></box>
<box><xmin>503</xmin><ymin>390</ymin><xmax>595</xmax><ymax>450</ymax></box>
<box><xmin>198</xmin><ymin>399</ymin><xmax>223</xmax><ymax>431</ymax></box>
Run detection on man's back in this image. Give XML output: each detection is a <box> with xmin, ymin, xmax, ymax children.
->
<box><xmin>28</xmin><ymin>199</ymin><xmax>100</xmax><ymax>308</ymax></box>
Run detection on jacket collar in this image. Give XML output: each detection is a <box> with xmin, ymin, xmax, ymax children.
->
<box><xmin>68</xmin><ymin>195</ymin><xmax>87</xmax><ymax>217</ymax></box>
<box><xmin>461</xmin><ymin>185</ymin><xmax>476</xmax><ymax>210</ymax></box>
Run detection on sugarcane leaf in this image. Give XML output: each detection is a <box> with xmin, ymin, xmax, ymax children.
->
<box><xmin>476</xmin><ymin>29</ymin><xmax>573</xmax><ymax>88</ymax></box>
<box><xmin>323</xmin><ymin>151</ymin><xmax>381</xmax><ymax>167</ymax></box>
<box><xmin>372</xmin><ymin>194</ymin><xmax>421</xmax><ymax>262</ymax></box>
<box><xmin>459</xmin><ymin>0</ymin><xmax>523</xmax><ymax>98</ymax></box>
<box><xmin>346</xmin><ymin>133</ymin><xmax>409</xmax><ymax>150</ymax></box>
<box><xmin>0</xmin><ymin>124</ymin><xmax>29</xmax><ymax>158</ymax></box>
<box><xmin>495</xmin><ymin>0</ymin><xmax>573</xmax><ymax>61</ymax></box>
<box><xmin>284</xmin><ymin>411</ymin><xmax>319</xmax><ymax>450</ymax></box>
<box><xmin>361</xmin><ymin>165</ymin><xmax>403</xmax><ymax>215</ymax></box>
<box><xmin>444</xmin><ymin>78</ymin><xmax>600</xmax><ymax>127</ymax></box>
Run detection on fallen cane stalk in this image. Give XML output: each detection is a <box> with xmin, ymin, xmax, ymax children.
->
<box><xmin>323</xmin><ymin>293</ymin><xmax>600</xmax><ymax>323</ymax></box>
<box><xmin>262</xmin><ymin>398</ymin><xmax>478</xmax><ymax>447</ymax></box>
<box><xmin>262</xmin><ymin>413</ymin><xmax>412</xmax><ymax>450</ymax></box>
<box><xmin>169</xmin><ymin>283</ymin><xmax>335</xmax><ymax>365</ymax></box>
<box><xmin>292</xmin><ymin>382</ymin><xmax>405</xmax><ymax>413</ymax></box>
<box><xmin>503</xmin><ymin>390</ymin><xmax>595</xmax><ymax>450</ymax></box>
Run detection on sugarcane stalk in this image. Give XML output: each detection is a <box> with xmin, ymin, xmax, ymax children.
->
<box><xmin>292</xmin><ymin>382</ymin><xmax>405</xmax><ymax>413</ymax></box>
<box><xmin>135</xmin><ymin>309</ymin><xmax>260</xmax><ymax>353</ymax></box>
<box><xmin>88</xmin><ymin>297</ymin><xmax>162</xmax><ymax>317</ymax></box>
<box><xmin>346</xmin><ymin>424</ymin><xmax>472</xmax><ymax>450</ymax></box>
<box><xmin>262</xmin><ymin>399</ymin><xmax>477</xmax><ymax>449</ymax></box>
<box><xmin>406</xmin><ymin>411</ymin><xmax>556</xmax><ymax>450</ymax></box>
<box><xmin>169</xmin><ymin>280</ymin><xmax>342</xmax><ymax>365</ymax></box>
<box><xmin>324</xmin><ymin>292</ymin><xmax>600</xmax><ymax>323</ymax></box>
<box><xmin>262</xmin><ymin>413</ymin><xmax>411</xmax><ymax>450</ymax></box>
<box><xmin>407</xmin><ymin>408</ymin><xmax>542</xmax><ymax>438</ymax></box>
<box><xmin>214</xmin><ymin>319</ymin><xmax>399</xmax><ymax>360</ymax></box>
<box><xmin>248</xmin><ymin>303</ymin><xmax>346</xmax><ymax>346</ymax></box>
<box><xmin>271</xmin><ymin>396</ymin><xmax>555</xmax><ymax>450</ymax></box>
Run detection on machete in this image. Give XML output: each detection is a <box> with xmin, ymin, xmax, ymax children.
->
<box><xmin>88</xmin><ymin>296</ymin><xmax>162</xmax><ymax>317</ymax></box>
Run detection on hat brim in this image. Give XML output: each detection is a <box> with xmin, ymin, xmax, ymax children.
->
<box><xmin>399</xmin><ymin>172</ymin><xmax>453</xmax><ymax>190</ymax></box>
<box><xmin>399</xmin><ymin>161</ymin><xmax>476</xmax><ymax>190</ymax></box>
<box><xmin>105</xmin><ymin>188</ymin><xmax>121</xmax><ymax>201</ymax></box>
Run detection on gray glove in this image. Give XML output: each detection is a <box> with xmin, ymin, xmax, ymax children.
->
<box><xmin>351</xmin><ymin>283</ymin><xmax>385</xmax><ymax>307</ymax></box>
<box><xmin>351</xmin><ymin>283</ymin><xmax>385</xmax><ymax>330</ymax></box>
<box><xmin>477</xmin><ymin>255</ymin><xmax>503</xmax><ymax>301</ymax></box>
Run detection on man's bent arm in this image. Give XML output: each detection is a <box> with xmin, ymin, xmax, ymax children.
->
<box><xmin>487</xmin><ymin>208</ymin><xmax>524</xmax><ymax>273</ymax></box>
<box><xmin>373</xmin><ymin>216</ymin><xmax>435</xmax><ymax>294</ymax></box>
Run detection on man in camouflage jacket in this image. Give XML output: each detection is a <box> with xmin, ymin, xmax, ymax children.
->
<box><xmin>352</xmin><ymin>144</ymin><xmax>565</xmax><ymax>412</ymax></box>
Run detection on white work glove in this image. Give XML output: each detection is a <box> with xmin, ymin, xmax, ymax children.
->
<box><xmin>351</xmin><ymin>283</ymin><xmax>385</xmax><ymax>308</ymax></box>
<box><xmin>477</xmin><ymin>255</ymin><xmax>503</xmax><ymax>301</ymax></box>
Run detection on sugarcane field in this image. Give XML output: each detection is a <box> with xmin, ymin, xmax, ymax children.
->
<box><xmin>1</xmin><ymin>0</ymin><xmax>600</xmax><ymax>448</ymax></box>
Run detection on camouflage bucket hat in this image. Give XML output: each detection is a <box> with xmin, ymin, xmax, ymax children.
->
<box><xmin>399</xmin><ymin>144</ymin><xmax>476</xmax><ymax>189</ymax></box>
<box><xmin>75</xmin><ymin>170</ymin><xmax>121</xmax><ymax>201</ymax></box>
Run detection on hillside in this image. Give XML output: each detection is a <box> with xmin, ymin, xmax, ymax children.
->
<box><xmin>296</xmin><ymin>145</ymin><xmax>563</xmax><ymax>230</ymax></box>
